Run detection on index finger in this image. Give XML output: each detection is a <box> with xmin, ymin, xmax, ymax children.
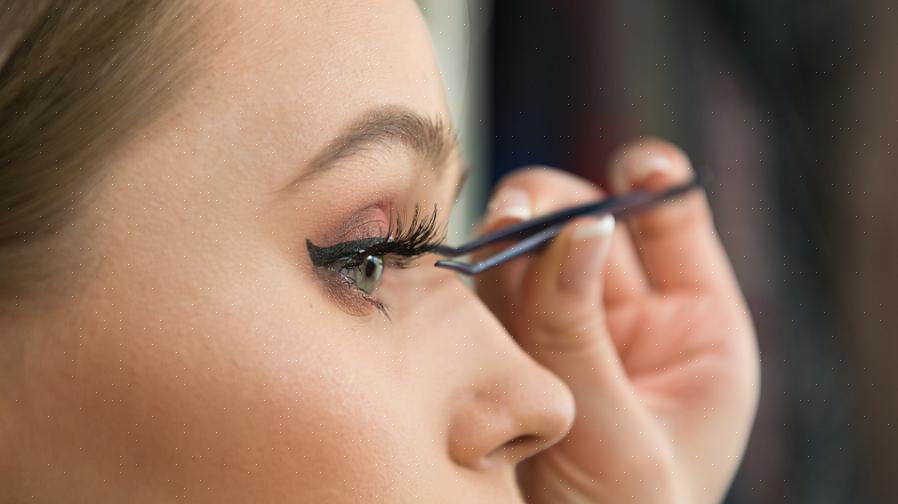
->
<box><xmin>609</xmin><ymin>138</ymin><xmax>739</xmax><ymax>294</ymax></box>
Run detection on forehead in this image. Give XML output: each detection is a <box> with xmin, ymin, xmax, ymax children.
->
<box><xmin>178</xmin><ymin>0</ymin><xmax>450</xmax><ymax>176</ymax></box>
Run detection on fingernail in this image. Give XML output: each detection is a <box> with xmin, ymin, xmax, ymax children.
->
<box><xmin>559</xmin><ymin>215</ymin><xmax>615</xmax><ymax>292</ymax></box>
<box><xmin>485</xmin><ymin>187</ymin><xmax>532</xmax><ymax>227</ymax></box>
<box><xmin>612</xmin><ymin>152</ymin><xmax>676</xmax><ymax>193</ymax></box>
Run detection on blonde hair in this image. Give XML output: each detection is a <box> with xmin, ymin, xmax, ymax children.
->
<box><xmin>0</xmin><ymin>1</ymin><xmax>209</xmax><ymax>313</ymax></box>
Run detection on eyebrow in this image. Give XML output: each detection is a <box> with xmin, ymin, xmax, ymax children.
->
<box><xmin>282</xmin><ymin>105</ymin><xmax>461</xmax><ymax>191</ymax></box>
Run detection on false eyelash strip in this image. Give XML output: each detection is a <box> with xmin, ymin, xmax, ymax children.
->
<box><xmin>306</xmin><ymin>203</ymin><xmax>445</xmax><ymax>268</ymax></box>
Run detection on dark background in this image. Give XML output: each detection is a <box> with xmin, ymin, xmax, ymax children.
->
<box><xmin>485</xmin><ymin>1</ymin><xmax>897</xmax><ymax>502</ymax></box>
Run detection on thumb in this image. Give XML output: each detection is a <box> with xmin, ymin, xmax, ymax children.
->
<box><xmin>514</xmin><ymin>215</ymin><xmax>666</xmax><ymax>482</ymax></box>
<box><xmin>516</xmin><ymin>214</ymin><xmax>620</xmax><ymax>359</ymax></box>
<box><xmin>515</xmin><ymin>213</ymin><xmax>638</xmax><ymax>420</ymax></box>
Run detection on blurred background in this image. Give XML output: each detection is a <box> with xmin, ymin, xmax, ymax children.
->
<box><xmin>419</xmin><ymin>1</ymin><xmax>898</xmax><ymax>502</ymax></box>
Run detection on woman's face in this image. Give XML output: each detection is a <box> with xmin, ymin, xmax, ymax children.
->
<box><xmin>3</xmin><ymin>1</ymin><xmax>575</xmax><ymax>502</ymax></box>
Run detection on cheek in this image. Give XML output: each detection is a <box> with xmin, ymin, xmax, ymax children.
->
<box><xmin>51</xmin><ymin>252</ymin><xmax>439</xmax><ymax>500</ymax></box>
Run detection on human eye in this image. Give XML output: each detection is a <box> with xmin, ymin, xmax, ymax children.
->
<box><xmin>306</xmin><ymin>204</ymin><xmax>444</xmax><ymax>316</ymax></box>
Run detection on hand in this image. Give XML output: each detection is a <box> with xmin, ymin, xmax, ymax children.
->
<box><xmin>475</xmin><ymin>139</ymin><xmax>760</xmax><ymax>503</ymax></box>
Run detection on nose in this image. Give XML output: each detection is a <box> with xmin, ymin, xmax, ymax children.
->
<box><xmin>448</xmin><ymin>369</ymin><xmax>575</xmax><ymax>469</ymax></box>
<box><xmin>442</xmin><ymin>285</ymin><xmax>576</xmax><ymax>470</ymax></box>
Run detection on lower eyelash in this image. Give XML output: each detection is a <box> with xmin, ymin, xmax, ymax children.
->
<box><xmin>336</xmin><ymin>269</ymin><xmax>390</xmax><ymax>317</ymax></box>
<box><xmin>316</xmin><ymin>266</ymin><xmax>390</xmax><ymax>318</ymax></box>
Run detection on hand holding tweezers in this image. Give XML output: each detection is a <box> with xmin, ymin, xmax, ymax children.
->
<box><xmin>432</xmin><ymin>177</ymin><xmax>703</xmax><ymax>276</ymax></box>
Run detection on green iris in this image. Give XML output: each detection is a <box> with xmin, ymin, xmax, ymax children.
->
<box><xmin>345</xmin><ymin>255</ymin><xmax>384</xmax><ymax>295</ymax></box>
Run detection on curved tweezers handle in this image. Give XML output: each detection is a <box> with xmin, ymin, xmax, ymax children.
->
<box><xmin>434</xmin><ymin>176</ymin><xmax>703</xmax><ymax>276</ymax></box>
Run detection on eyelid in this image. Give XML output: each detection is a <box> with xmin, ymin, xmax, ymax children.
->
<box><xmin>307</xmin><ymin>237</ymin><xmax>385</xmax><ymax>268</ymax></box>
<box><xmin>308</xmin><ymin>203</ymin><xmax>443</xmax><ymax>265</ymax></box>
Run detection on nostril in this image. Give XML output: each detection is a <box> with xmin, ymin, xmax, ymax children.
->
<box><xmin>506</xmin><ymin>434</ymin><xmax>540</xmax><ymax>448</ymax></box>
<box><xmin>486</xmin><ymin>434</ymin><xmax>546</xmax><ymax>464</ymax></box>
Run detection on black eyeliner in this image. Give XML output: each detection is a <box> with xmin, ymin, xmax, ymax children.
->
<box><xmin>306</xmin><ymin>204</ymin><xmax>444</xmax><ymax>269</ymax></box>
<box><xmin>307</xmin><ymin>237</ymin><xmax>384</xmax><ymax>267</ymax></box>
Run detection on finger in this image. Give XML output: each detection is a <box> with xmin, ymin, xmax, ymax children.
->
<box><xmin>513</xmin><ymin>215</ymin><xmax>659</xmax><ymax>474</ymax></box>
<box><xmin>603</xmin><ymin>224</ymin><xmax>646</xmax><ymax>306</ymax></box>
<box><xmin>609</xmin><ymin>138</ymin><xmax>738</xmax><ymax>293</ymax></box>
<box><xmin>474</xmin><ymin>168</ymin><xmax>649</xmax><ymax>318</ymax></box>
<box><xmin>514</xmin><ymin>214</ymin><xmax>630</xmax><ymax>392</ymax></box>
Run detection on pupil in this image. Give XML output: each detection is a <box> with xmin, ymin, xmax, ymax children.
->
<box><xmin>364</xmin><ymin>257</ymin><xmax>376</xmax><ymax>277</ymax></box>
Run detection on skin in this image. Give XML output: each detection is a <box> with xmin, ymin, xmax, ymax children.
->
<box><xmin>0</xmin><ymin>1</ymin><xmax>759</xmax><ymax>503</ymax></box>
<box><xmin>477</xmin><ymin>145</ymin><xmax>759</xmax><ymax>502</ymax></box>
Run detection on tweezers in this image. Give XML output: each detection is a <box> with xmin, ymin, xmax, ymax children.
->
<box><xmin>432</xmin><ymin>176</ymin><xmax>703</xmax><ymax>275</ymax></box>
